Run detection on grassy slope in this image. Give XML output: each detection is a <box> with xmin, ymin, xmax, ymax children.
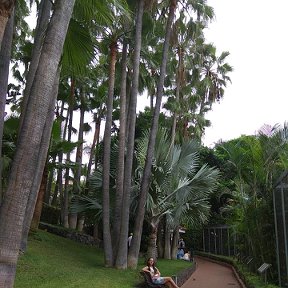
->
<box><xmin>15</xmin><ymin>230</ymin><xmax>192</xmax><ymax>288</ymax></box>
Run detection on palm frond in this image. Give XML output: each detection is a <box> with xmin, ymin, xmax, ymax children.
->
<box><xmin>61</xmin><ymin>18</ymin><xmax>95</xmax><ymax>77</ymax></box>
<box><xmin>70</xmin><ymin>195</ymin><xmax>102</xmax><ymax>214</ymax></box>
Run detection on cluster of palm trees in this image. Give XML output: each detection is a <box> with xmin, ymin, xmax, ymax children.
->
<box><xmin>0</xmin><ymin>0</ymin><xmax>232</xmax><ymax>287</ymax></box>
<box><xmin>209</xmin><ymin>124</ymin><xmax>288</xmax><ymax>277</ymax></box>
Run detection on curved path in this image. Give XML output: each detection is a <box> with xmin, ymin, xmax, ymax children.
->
<box><xmin>181</xmin><ymin>256</ymin><xmax>245</xmax><ymax>288</ymax></box>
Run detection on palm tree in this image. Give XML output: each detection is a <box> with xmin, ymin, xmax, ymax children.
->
<box><xmin>19</xmin><ymin>0</ymin><xmax>52</xmax><ymax>132</ymax></box>
<box><xmin>215</xmin><ymin>128</ymin><xmax>288</xmax><ymax>269</ymax></box>
<box><xmin>135</xmin><ymin>128</ymin><xmax>219</xmax><ymax>260</ymax></box>
<box><xmin>115</xmin><ymin>0</ymin><xmax>145</xmax><ymax>269</ymax></box>
<box><xmin>128</xmin><ymin>0</ymin><xmax>177</xmax><ymax>269</ymax></box>
<box><xmin>20</xmin><ymin>69</ymin><xmax>61</xmax><ymax>253</ymax></box>
<box><xmin>0</xmin><ymin>0</ymin><xmax>75</xmax><ymax>285</ymax></box>
<box><xmin>168</xmin><ymin>0</ymin><xmax>214</xmax><ymax>145</ymax></box>
<box><xmin>112</xmin><ymin>31</ymin><xmax>129</xmax><ymax>256</ymax></box>
<box><xmin>102</xmin><ymin>38</ymin><xmax>118</xmax><ymax>267</ymax></box>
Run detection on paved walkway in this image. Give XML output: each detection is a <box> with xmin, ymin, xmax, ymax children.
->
<box><xmin>181</xmin><ymin>256</ymin><xmax>244</xmax><ymax>288</ymax></box>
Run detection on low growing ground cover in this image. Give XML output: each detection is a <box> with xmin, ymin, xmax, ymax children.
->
<box><xmin>15</xmin><ymin>230</ymin><xmax>192</xmax><ymax>288</ymax></box>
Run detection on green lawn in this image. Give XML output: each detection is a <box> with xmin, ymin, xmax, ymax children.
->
<box><xmin>15</xmin><ymin>230</ymin><xmax>192</xmax><ymax>288</ymax></box>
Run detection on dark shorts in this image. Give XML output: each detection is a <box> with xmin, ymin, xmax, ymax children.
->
<box><xmin>152</xmin><ymin>277</ymin><xmax>165</xmax><ymax>284</ymax></box>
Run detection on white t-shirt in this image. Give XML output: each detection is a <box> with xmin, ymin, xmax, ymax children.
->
<box><xmin>147</xmin><ymin>267</ymin><xmax>159</xmax><ymax>278</ymax></box>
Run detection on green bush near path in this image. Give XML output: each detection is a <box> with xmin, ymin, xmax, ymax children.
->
<box><xmin>15</xmin><ymin>230</ymin><xmax>192</xmax><ymax>288</ymax></box>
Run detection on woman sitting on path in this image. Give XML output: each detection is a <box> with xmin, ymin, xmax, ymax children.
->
<box><xmin>142</xmin><ymin>257</ymin><xmax>179</xmax><ymax>288</ymax></box>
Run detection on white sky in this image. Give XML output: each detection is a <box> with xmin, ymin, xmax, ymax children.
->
<box><xmin>202</xmin><ymin>0</ymin><xmax>288</xmax><ymax>147</ymax></box>
<box><xmin>23</xmin><ymin>2</ymin><xmax>288</xmax><ymax>149</ymax></box>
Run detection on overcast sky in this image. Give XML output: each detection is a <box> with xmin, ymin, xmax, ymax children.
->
<box><xmin>202</xmin><ymin>0</ymin><xmax>288</xmax><ymax>147</ymax></box>
<box><xmin>24</xmin><ymin>2</ymin><xmax>288</xmax><ymax>148</ymax></box>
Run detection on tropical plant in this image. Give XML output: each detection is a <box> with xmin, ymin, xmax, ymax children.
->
<box><xmin>128</xmin><ymin>0</ymin><xmax>178</xmax><ymax>269</ymax></box>
<box><xmin>134</xmin><ymin>128</ymin><xmax>219</xmax><ymax>260</ymax></box>
<box><xmin>0</xmin><ymin>0</ymin><xmax>75</xmax><ymax>286</ymax></box>
<box><xmin>213</xmin><ymin>126</ymin><xmax>288</xmax><ymax>272</ymax></box>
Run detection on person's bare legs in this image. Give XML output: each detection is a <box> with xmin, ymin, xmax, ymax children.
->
<box><xmin>163</xmin><ymin>277</ymin><xmax>179</xmax><ymax>288</ymax></box>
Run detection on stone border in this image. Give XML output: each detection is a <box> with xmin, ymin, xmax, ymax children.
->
<box><xmin>39</xmin><ymin>222</ymin><xmax>101</xmax><ymax>247</ymax></box>
<box><xmin>175</xmin><ymin>262</ymin><xmax>197</xmax><ymax>286</ymax></box>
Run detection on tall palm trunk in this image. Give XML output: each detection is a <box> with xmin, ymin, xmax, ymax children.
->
<box><xmin>51</xmin><ymin>169</ymin><xmax>61</xmax><ymax>206</ymax></box>
<box><xmin>0</xmin><ymin>0</ymin><xmax>75</xmax><ymax>285</ymax></box>
<box><xmin>0</xmin><ymin>9</ymin><xmax>13</xmax><ymax>203</ymax></box>
<box><xmin>20</xmin><ymin>70</ymin><xmax>60</xmax><ymax>253</ymax></box>
<box><xmin>93</xmin><ymin>116</ymin><xmax>102</xmax><ymax>171</ymax></box>
<box><xmin>87</xmin><ymin>114</ymin><xmax>101</xmax><ymax>177</ymax></box>
<box><xmin>164</xmin><ymin>219</ymin><xmax>171</xmax><ymax>259</ymax></box>
<box><xmin>74</xmin><ymin>89</ymin><xmax>85</xmax><ymax>231</ymax></box>
<box><xmin>0</xmin><ymin>0</ymin><xmax>15</xmax><ymax>50</ymax></box>
<box><xmin>102</xmin><ymin>40</ymin><xmax>117</xmax><ymax>267</ymax></box>
<box><xmin>20</xmin><ymin>0</ymin><xmax>52</xmax><ymax>211</ymax></box>
<box><xmin>44</xmin><ymin>154</ymin><xmax>56</xmax><ymax>204</ymax></box>
<box><xmin>66</xmin><ymin>82</ymin><xmax>75</xmax><ymax>228</ymax></box>
<box><xmin>157</xmin><ymin>220</ymin><xmax>164</xmax><ymax>258</ymax></box>
<box><xmin>116</xmin><ymin>0</ymin><xmax>144</xmax><ymax>269</ymax></box>
<box><xmin>19</xmin><ymin>0</ymin><xmax>52</xmax><ymax>131</ymax></box>
<box><xmin>128</xmin><ymin>0</ymin><xmax>177</xmax><ymax>269</ymax></box>
<box><xmin>112</xmin><ymin>37</ymin><xmax>128</xmax><ymax>258</ymax></box>
<box><xmin>30</xmin><ymin>165</ymin><xmax>49</xmax><ymax>231</ymax></box>
<box><xmin>170</xmin><ymin>46</ymin><xmax>183</xmax><ymax>147</ymax></box>
<box><xmin>45</xmin><ymin>100</ymin><xmax>64</xmax><ymax>205</ymax></box>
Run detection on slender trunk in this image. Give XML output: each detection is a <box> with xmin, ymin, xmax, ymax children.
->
<box><xmin>164</xmin><ymin>219</ymin><xmax>171</xmax><ymax>259</ymax></box>
<box><xmin>19</xmin><ymin>0</ymin><xmax>52</xmax><ymax>131</ymax></box>
<box><xmin>50</xmin><ymin>102</ymin><xmax>64</xmax><ymax>209</ymax></box>
<box><xmin>128</xmin><ymin>0</ymin><xmax>177</xmax><ymax>269</ymax></box>
<box><xmin>61</xmin><ymin>103</ymin><xmax>70</xmax><ymax>228</ymax></box>
<box><xmin>102</xmin><ymin>40</ymin><xmax>117</xmax><ymax>267</ymax></box>
<box><xmin>0</xmin><ymin>10</ymin><xmax>13</xmax><ymax>203</ymax></box>
<box><xmin>116</xmin><ymin>0</ymin><xmax>144</xmax><ymax>269</ymax></box>
<box><xmin>112</xmin><ymin>38</ymin><xmax>128</xmax><ymax>259</ymax></box>
<box><xmin>51</xmin><ymin>170</ymin><xmax>60</xmax><ymax>206</ymax></box>
<box><xmin>74</xmin><ymin>89</ymin><xmax>85</xmax><ymax>187</ymax></box>
<box><xmin>75</xmin><ymin>89</ymin><xmax>85</xmax><ymax>231</ymax></box>
<box><xmin>66</xmin><ymin>81</ymin><xmax>75</xmax><ymax>228</ymax></box>
<box><xmin>87</xmin><ymin>114</ymin><xmax>101</xmax><ymax>177</ymax></box>
<box><xmin>171</xmin><ymin>228</ymin><xmax>179</xmax><ymax>260</ymax></box>
<box><xmin>44</xmin><ymin>154</ymin><xmax>56</xmax><ymax>204</ymax></box>
<box><xmin>125</xmin><ymin>69</ymin><xmax>132</xmax><ymax>135</ymax></box>
<box><xmin>51</xmin><ymin>152</ymin><xmax>63</xmax><ymax>208</ymax></box>
<box><xmin>150</xmin><ymin>93</ymin><xmax>154</xmax><ymax>110</ymax></box>
<box><xmin>30</xmin><ymin>165</ymin><xmax>49</xmax><ymax>231</ymax></box>
<box><xmin>0</xmin><ymin>0</ymin><xmax>75</xmax><ymax>284</ymax></box>
<box><xmin>93</xmin><ymin>117</ymin><xmax>101</xmax><ymax>171</ymax></box>
<box><xmin>170</xmin><ymin>46</ymin><xmax>182</xmax><ymax>147</ymax></box>
<box><xmin>157</xmin><ymin>220</ymin><xmax>164</xmax><ymax>259</ymax></box>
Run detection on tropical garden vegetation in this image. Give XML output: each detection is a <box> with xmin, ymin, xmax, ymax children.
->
<box><xmin>0</xmin><ymin>0</ymin><xmax>286</xmax><ymax>287</ymax></box>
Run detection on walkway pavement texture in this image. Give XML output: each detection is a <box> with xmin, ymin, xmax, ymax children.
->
<box><xmin>181</xmin><ymin>256</ymin><xmax>244</xmax><ymax>288</ymax></box>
